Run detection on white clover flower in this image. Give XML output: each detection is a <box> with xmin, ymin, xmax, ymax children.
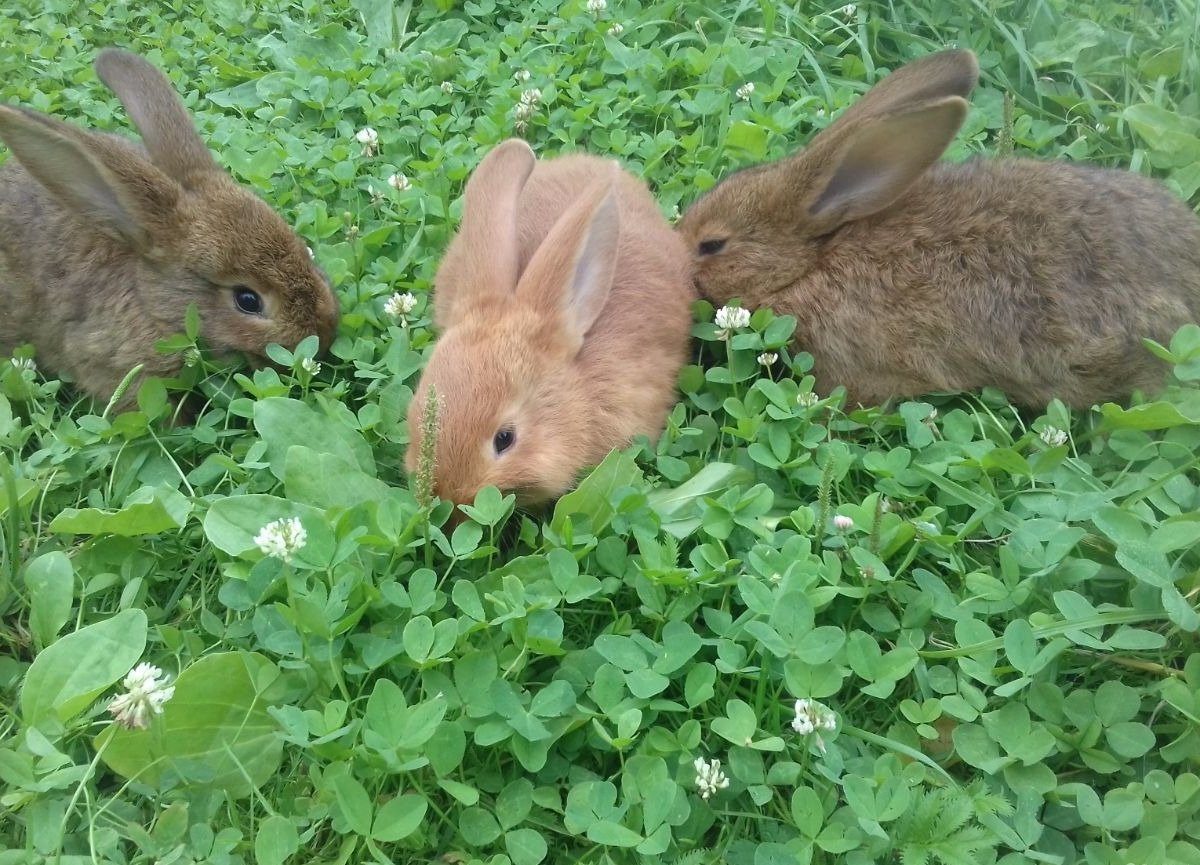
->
<box><xmin>388</xmin><ymin>172</ymin><xmax>411</xmax><ymax>191</ymax></box>
<box><xmin>833</xmin><ymin>514</ymin><xmax>854</xmax><ymax>532</ymax></box>
<box><xmin>368</xmin><ymin>183</ymin><xmax>384</xmax><ymax>205</ymax></box>
<box><xmin>440</xmin><ymin>80</ymin><xmax>454</xmax><ymax>94</ymax></box>
<box><xmin>384</xmin><ymin>291</ymin><xmax>418</xmax><ymax>320</ymax></box>
<box><xmin>797</xmin><ymin>391</ymin><xmax>819</xmax><ymax>408</ymax></box>
<box><xmin>791</xmin><ymin>698</ymin><xmax>837</xmax><ymax>752</ymax></box>
<box><xmin>757</xmin><ymin>352</ymin><xmax>778</xmax><ymax>367</ymax></box>
<box><xmin>585</xmin><ymin>0</ymin><xmax>607</xmax><ymax>13</ymax></box>
<box><xmin>736</xmin><ymin>82</ymin><xmax>755</xmax><ymax>101</ymax></box>
<box><xmin>815</xmin><ymin>107</ymin><xmax>826</xmax><ymax>118</ymax></box>
<box><xmin>299</xmin><ymin>357</ymin><xmax>320</xmax><ymax>376</ymax></box>
<box><xmin>1040</xmin><ymin>425</ymin><xmax>1068</xmax><ymax>447</ymax></box>
<box><xmin>514</xmin><ymin>88</ymin><xmax>543</xmax><ymax>128</ymax></box>
<box><xmin>514</xmin><ymin>69</ymin><xmax>531</xmax><ymax>83</ymax></box>
<box><xmin>356</xmin><ymin>126</ymin><xmax>380</xmax><ymax>157</ymax></box>
<box><xmin>108</xmin><ymin>663</ymin><xmax>175</xmax><ymax>730</ymax></box>
<box><xmin>839</xmin><ymin>3</ymin><xmax>857</xmax><ymax>17</ymax></box>
<box><xmin>607</xmin><ymin>22</ymin><xmax>624</xmax><ymax>35</ymax></box>
<box><xmin>183</xmin><ymin>348</ymin><xmax>202</xmax><ymax>368</ymax></box>
<box><xmin>10</xmin><ymin>357</ymin><xmax>36</xmax><ymax>373</ymax></box>
<box><xmin>693</xmin><ymin>756</ymin><xmax>730</xmax><ymax>800</ymax></box>
<box><xmin>254</xmin><ymin>517</ymin><xmax>307</xmax><ymax>564</ymax></box>
<box><xmin>714</xmin><ymin>305</ymin><xmax>751</xmax><ymax>334</ymax></box>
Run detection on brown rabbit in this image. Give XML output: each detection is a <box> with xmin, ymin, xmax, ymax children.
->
<box><xmin>676</xmin><ymin>48</ymin><xmax>1200</xmax><ymax>409</ymax></box>
<box><xmin>405</xmin><ymin>139</ymin><xmax>694</xmax><ymax>507</ymax></box>
<box><xmin>0</xmin><ymin>48</ymin><xmax>339</xmax><ymax>409</ymax></box>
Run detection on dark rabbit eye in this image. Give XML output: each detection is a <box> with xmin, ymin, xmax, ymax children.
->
<box><xmin>493</xmin><ymin>426</ymin><xmax>516</xmax><ymax>455</ymax></box>
<box><xmin>698</xmin><ymin>238</ymin><xmax>727</xmax><ymax>256</ymax></box>
<box><xmin>233</xmin><ymin>286</ymin><xmax>264</xmax><ymax>314</ymax></box>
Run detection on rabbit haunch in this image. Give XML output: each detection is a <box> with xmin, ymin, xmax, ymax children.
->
<box><xmin>677</xmin><ymin>48</ymin><xmax>1200</xmax><ymax>409</ymax></box>
<box><xmin>405</xmin><ymin>139</ymin><xmax>694</xmax><ymax>507</ymax></box>
<box><xmin>0</xmin><ymin>48</ymin><xmax>339</xmax><ymax>407</ymax></box>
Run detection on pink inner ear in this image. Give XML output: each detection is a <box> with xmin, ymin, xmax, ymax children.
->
<box><xmin>809</xmin><ymin>97</ymin><xmax>968</xmax><ymax>224</ymax></box>
<box><xmin>564</xmin><ymin>190</ymin><xmax>620</xmax><ymax>342</ymax></box>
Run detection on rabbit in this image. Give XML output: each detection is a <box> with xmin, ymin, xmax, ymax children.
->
<box><xmin>0</xmin><ymin>48</ymin><xmax>340</xmax><ymax>410</ymax></box>
<box><xmin>675</xmin><ymin>48</ymin><xmax>1200</xmax><ymax>410</ymax></box>
<box><xmin>404</xmin><ymin>138</ymin><xmax>695</xmax><ymax>507</ymax></box>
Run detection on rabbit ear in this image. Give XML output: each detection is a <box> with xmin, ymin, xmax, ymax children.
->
<box><xmin>0</xmin><ymin>104</ymin><xmax>179</xmax><ymax>252</ymax></box>
<box><xmin>434</xmin><ymin>138</ymin><xmax>537</xmax><ymax>330</ymax></box>
<box><xmin>516</xmin><ymin>178</ymin><xmax>620</xmax><ymax>355</ymax></box>
<box><xmin>93</xmin><ymin>48</ymin><xmax>218</xmax><ymax>184</ymax></box>
<box><xmin>826</xmin><ymin>49</ymin><xmax>978</xmax><ymax>126</ymax></box>
<box><xmin>802</xmin><ymin>95</ymin><xmax>969</xmax><ymax>226</ymax></box>
<box><xmin>764</xmin><ymin>49</ymin><xmax>977</xmax><ymax>232</ymax></box>
<box><xmin>459</xmin><ymin>138</ymin><xmax>537</xmax><ymax>290</ymax></box>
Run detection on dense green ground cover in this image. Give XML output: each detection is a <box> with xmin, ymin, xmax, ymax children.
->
<box><xmin>3</xmin><ymin>0</ymin><xmax>1200</xmax><ymax>862</ymax></box>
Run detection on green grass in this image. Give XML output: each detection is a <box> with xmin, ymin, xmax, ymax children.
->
<box><xmin>3</xmin><ymin>0</ymin><xmax>1200</xmax><ymax>863</ymax></box>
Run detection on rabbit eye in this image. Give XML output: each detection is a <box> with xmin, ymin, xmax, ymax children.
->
<box><xmin>233</xmin><ymin>286</ymin><xmax>264</xmax><ymax>315</ymax></box>
<box><xmin>493</xmin><ymin>426</ymin><xmax>516</xmax><ymax>455</ymax></box>
<box><xmin>698</xmin><ymin>239</ymin><xmax>727</xmax><ymax>256</ymax></box>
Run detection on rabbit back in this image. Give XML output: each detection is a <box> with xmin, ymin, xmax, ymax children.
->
<box><xmin>791</xmin><ymin>157</ymin><xmax>1200</xmax><ymax>407</ymax></box>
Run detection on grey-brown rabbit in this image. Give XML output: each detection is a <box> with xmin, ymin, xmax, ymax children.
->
<box><xmin>0</xmin><ymin>48</ymin><xmax>340</xmax><ymax>409</ymax></box>
<box><xmin>676</xmin><ymin>48</ymin><xmax>1200</xmax><ymax>409</ymax></box>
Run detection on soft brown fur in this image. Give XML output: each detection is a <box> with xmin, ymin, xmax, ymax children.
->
<box><xmin>0</xmin><ymin>49</ymin><xmax>339</xmax><ymax>408</ymax></box>
<box><xmin>405</xmin><ymin>139</ymin><xmax>694</xmax><ymax>507</ymax></box>
<box><xmin>676</xmin><ymin>49</ymin><xmax>1200</xmax><ymax>409</ymax></box>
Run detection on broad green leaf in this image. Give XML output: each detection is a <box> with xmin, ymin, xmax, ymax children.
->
<box><xmin>1098</xmin><ymin>399</ymin><xmax>1200</xmax><ymax>431</ymax></box>
<box><xmin>506</xmin><ymin>828</ymin><xmax>549</xmax><ymax>865</ymax></box>
<box><xmin>372</xmin><ymin>794</ymin><xmax>426</xmax><ymax>842</ymax></box>
<box><xmin>283</xmin><ymin>446</ymin><xmax>391</xmax><ymax>509</ymax></box>
<box><xmin>255</xmin><ymin>815</ymin><xmax>299</xmax><ymax>865</ymax></box>
<box><xmin>1115</xmin><ymin>541</ymin><xmax>1173</xmax><ymax>588</ymax></box>
<box><xmin>1123</xmin><ymin>103</ymin><xmax>1200</xmax><ymax>160</ymax></box>
<box><xmin>96</xmin><ymin>652</ymin><xmax>285</xmax><ymax>798</ymax></box>
<box><xmin>587</xmin><ymin>820</ymin><xmax>643</xmax><ymax>847</ymax></box>
<box><xmin>726</xmin><ymin>120</ymin><xmax>769</xmax><ymax>160</ymax></box>
<box><xmin>551</xmin><ymin>449</ymin><xmax>643</xmax><ymax>537</ymax></box>
<box><xmin>202</xmin><ymin>495</ymin><xmax>327</xmax><ymax>559</ymax></box>
<box><xmin>24</xmin><ymin>551</ymin><xmax>74</xmax><ymax>650</ymax></box>
<box><xmin>712</xmin><ymin>699</ymin><xmax>758</xmax><ymax>745</ymax></box>
<box><xmin>253</xmin><ymin>397</ymin><xmax>375</xmax><ymax>481</ymax></box>
<box><xmin>459</xmin><ymin>807</ymin><xmax>502</xmax><ymax>846</ymax></box>
<box><xmin>50</xmin><ymin>486</ymin><xmax>192</xmax><ymax>537</ymax></box>
<box><xmin>331</xmin><ymin>769</ymin><xmax>373</xmax><ymax>836</ymax></box>
<box><xmin>351</xmin><ymin>0</ymin><xmax>399</xmax><ymax>52</ymax></box>
<box><xmin>21</xmin><ymin>608</ymin><xmax>147</xmax><ymax>727</ymax></box>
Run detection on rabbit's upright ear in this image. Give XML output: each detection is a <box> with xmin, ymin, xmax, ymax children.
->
<box><xmin>434</xmin><ymin>138</ymin><xmax>537</xmax><ymax>330</ymax></box>
<box><xmin>94</xmin><ymin>49</ymin><xmax>218</xmax><ymax>184</ymax></box>
<box><xmin>516</xmin><ymin>176</ymin><xmax>620</xmax><ymax>356</ymax></box>
<box><xmin>830</xmin><ymin>49</ymin><xmax>978</xmax><ymax>125</ymax></box>
<box><xmin>782</xmin><ymin>49</ymin><xmax>978</xmax><ymax>231</ymax></box>
<box><xmin>802</xmin><ymin>95</ymin><xmax>969</xmax><ymax>226</ymax></box>
<box><xmin>0</xmin><ymin>105</ymin><xmax>178</xmax><ymax>253</ymax></box>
